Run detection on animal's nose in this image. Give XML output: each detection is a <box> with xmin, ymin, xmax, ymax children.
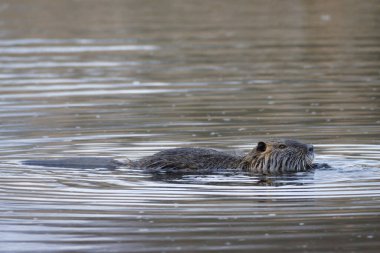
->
<box><xmin>307</xmin><ymin>144</ymin><xmax>314</xmax><ymax>153</ymax></box>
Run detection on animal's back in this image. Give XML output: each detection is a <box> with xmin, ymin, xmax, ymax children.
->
<box><xmin>133</xmin><ymin>147</ymin><xmax>242</xmax><ymax>173</ymax></box>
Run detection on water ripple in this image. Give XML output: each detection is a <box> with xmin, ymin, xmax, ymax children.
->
<box><xmin>0</xmin><ymin>45</ymin><xmax>158</xmax><ymax>54</ymax></box>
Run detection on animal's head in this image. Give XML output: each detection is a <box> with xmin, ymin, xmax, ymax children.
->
<box><xmin>241</xmin><ymin>139</ymin><xmax>314</xmax><ymax>173</ymax></box>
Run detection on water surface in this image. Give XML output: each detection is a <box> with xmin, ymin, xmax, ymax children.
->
<box><xmin>0</xmin><ymin>0</ymin><xmax>379</xmax><ymax>252</ymax></box>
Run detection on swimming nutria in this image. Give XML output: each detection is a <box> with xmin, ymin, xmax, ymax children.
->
<box><xmin>24</xmin><ymin>139</ymin><xmax>317</xmax><ymax>174</ymax></box>
<box><xmin>132</xmin><ymin>139</ymin><xmax>314</xmax><ymax>174</ymax></box>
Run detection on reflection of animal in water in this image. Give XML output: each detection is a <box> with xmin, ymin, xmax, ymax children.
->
<box><xmin>149</xmin><ymin>172</ymin><xmax>315</xmax><ymax>186</ymax></box>
<box><xmin>24</xmin><ymin>139</ymin><xmax>328</xmax><ymax>175</ymax></box>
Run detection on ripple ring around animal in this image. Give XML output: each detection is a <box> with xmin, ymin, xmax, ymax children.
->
<box><xmin>23</xmin><ymin>139</ymin><xmax>329</xmax><ymax>175</ymax></box>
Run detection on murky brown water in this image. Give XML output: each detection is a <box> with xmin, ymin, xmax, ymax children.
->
<box><xmin>1</xmin><ymin>0</ymin><xmax>380</xmax><ymax>252</ymax></box>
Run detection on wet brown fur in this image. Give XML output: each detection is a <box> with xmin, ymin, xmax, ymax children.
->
<box><xmin>132</xmin><ymin>139</ymin><xmax>315</xmax><ymax>174</ymax></box>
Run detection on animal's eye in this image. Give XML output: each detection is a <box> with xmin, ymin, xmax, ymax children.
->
<box><xmin>279</xmin><ymin>144</ymin><xmax>287</xmax><ymax>149</ymax></box>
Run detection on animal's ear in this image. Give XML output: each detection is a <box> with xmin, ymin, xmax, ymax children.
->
<box><xmin>256</xmin><ymin>141</ymin><xmax>267</xmax><ymax>152</ymax></box>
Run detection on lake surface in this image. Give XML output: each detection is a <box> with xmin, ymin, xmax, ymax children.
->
<box><xmin>0</xmin><ymin>0</ymin><xmax>380</xmax><ymax>252</ymax></box>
